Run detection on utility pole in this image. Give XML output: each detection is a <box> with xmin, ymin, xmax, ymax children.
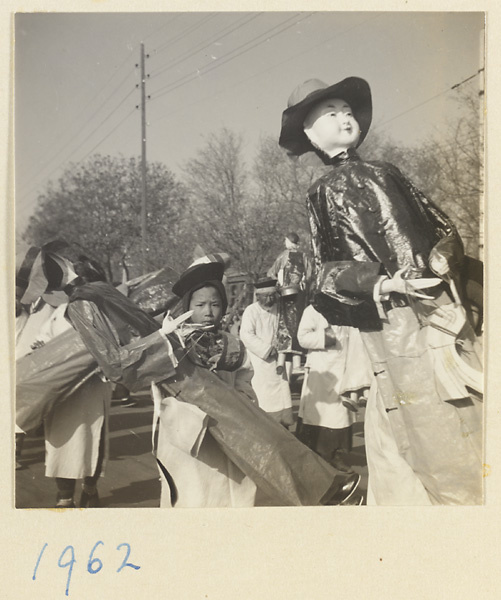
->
<box><xmin>140</xmin><ymin>42</ymin><xmax>148</xmax><ymax>274</ymax></box>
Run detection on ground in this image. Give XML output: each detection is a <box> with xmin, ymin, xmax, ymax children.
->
<box><xmin>15</xmin><ymin>381</ymin><xmax>368</xmax><ymax>509</ymax></box>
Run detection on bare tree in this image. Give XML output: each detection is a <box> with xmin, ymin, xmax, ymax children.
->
<box><xmin>252</xmin><ymin>136</ymin><xmax>328</xmax><ymax>242</ymax></box>
<box><xmin>183</xmin><ymin>129</ymin><xmax>289</xmax><ymax>279</ymax></box>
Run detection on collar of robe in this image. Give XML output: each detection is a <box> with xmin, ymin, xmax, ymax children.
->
<box><xmin>327</xmin><ymin>147</ymin><xmax>361</xmax><ymax>166</ymax></box>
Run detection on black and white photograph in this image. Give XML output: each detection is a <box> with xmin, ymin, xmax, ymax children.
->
<box><xmin>6</xmin><ymin>4</ymin><xmax>501</xmax><ymax>598</ymax></box>
<box><xmin>13</xmin><ymin>11</ymin><xmax>485</xmax><ymax>512</ymax></box>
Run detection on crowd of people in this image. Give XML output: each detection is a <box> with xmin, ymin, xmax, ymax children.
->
<box><xmin>15</xmin><ymin>75</ymin><xmax>483</xmax><ymax>508</ymax></box>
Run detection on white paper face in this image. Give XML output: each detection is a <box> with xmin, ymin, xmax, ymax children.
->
<box><xmin>303</xmin><ymin>98</ymin><xmax>361</xmax><ymax>156</ymax></box>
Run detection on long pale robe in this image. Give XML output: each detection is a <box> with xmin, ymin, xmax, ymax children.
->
<box><xmin>15</xmin><ymin>307</ymin><xmax>44</xmax><ymax>434</ymax></box>
<box><xmin>239</xmin><ymin>302</ymin><xmax>292</xmax><ymax>413</ymax></box>
<box><xmin>361</xmin><ymin>305</ymin><xmax>482</xmax><ymax>505</ymax></box>
<box><xmin>37</xmin><ymin>304</ymin><xmax>112</xmax><ymax>479</ymax></box>
<box><xmin>297</xmin><ymin>305</ymin><xmax>371</xmax><ymax>429</ymax></box>
<box><xmin>154</xmin><ymin>357</ymin><xmax>257</xmax><ymax>508</ymax></box>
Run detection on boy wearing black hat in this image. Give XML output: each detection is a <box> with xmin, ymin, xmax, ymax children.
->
<box><xmin>279</xmin><ymin>77</ymin><xmax>482</xmax><ymax>505</ymax></box>
<box><xmin>29</xmin><ymin>243</ymin><xmax>362</xmax><ymax>506</ymax></box>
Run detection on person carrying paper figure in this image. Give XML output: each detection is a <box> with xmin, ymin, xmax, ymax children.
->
<box><xmin>34</xmin><ymin>240</ymin><xmax>364</xmax><ymax>506</ymax></box>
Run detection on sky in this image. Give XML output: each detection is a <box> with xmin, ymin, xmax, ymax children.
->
<box><xmin>15</xmin><ymin>11</ymin><xmax>485</xmax><ymax>240</ymax></box>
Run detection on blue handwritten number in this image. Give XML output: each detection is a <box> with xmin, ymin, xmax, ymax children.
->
<box><xmin>32</xmin><ymin>542</ymin><xmax>48</xmax><ymax>581</ymax></box>
<box><xmin>87</xmin><ymin>541</ymin><xmax>104</xmax><ymax>574</ymax></box>
<box><xmin>116</xmin><ymin>543</ymin><xmax>141</xmax><ymax>572</ymax></box>
<box><xmin>58</xmin><ymin>545</ymin><xmax>76</xmax><ymax>597</ymax></box>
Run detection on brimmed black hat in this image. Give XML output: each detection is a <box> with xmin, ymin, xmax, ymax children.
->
<box><xmin>172</xmin><ymin>262</ymin><xmax>228</xmax><ymax>314</ymax></box>
<box><xmin>16</xmin><ymin>246</ymin><xmax>41</xmax><ymax>292</ymax></box>
<box><xmin>279</xmin><ymin>77</ymin><xmax>372</xmax><ymax>156</ymax></box>
<box><xmin>41</xmin><ymin>240</ymin><xmax>106</xmax><ymax>291</ymax></box>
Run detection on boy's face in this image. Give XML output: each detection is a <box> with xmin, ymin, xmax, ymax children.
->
<box><xmin>303</xmin><ymin>98</ymin><xmax>361</xmax><ymax>157</ymax></box>
<box><xmin>189</xmin><ymin>285</ymin><xmax>223</xmax><ymax>327</ymax></box>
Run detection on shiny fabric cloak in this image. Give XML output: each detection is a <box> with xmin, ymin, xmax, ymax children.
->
<box><xmin>307</xmin><ymin>149</ymin><xmax>462</xmax><ymax>329</ymax></box>
<box><xmin>154</xmin><ymin>342</ymin><xmax>258</xmax><ymax>508</ymax></box>
<box><xmin>306</xmin><ymin>149</ymin><xmax>482</xmax><ymax>504</ymax></box>
<box><xmin>15</xmin><ymin>301</ymin><xmax>112</xmax><ymax>479</ymax></box>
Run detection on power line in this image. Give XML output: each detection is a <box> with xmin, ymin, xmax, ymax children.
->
<box><xmin>18</xmin><ymin>65</ymin><xmax>136</xmax><ymax>195</ymax></box>
<box><xmin>149</xmin><ymin>13</ymin><xmax>261</xmax><ymax>79</ymax></box>
<box><xmin>150</xmin><ymin>12</ymin><xmax>311</xmax><ymax>103</ymax></box>
<box><xmin>373</xmin><ymin>69</ymin><xmax>484</xmax><ymax>131</ymax></box>
<box><xmin>142</xmin><ymin>14</ymin><xmax>183</xmax><ymax>43</ymax></box>
<box><xmin>77</xmin><ymin>106</ymin><xmax>137</xmax><ymax>165</ymax></box>
<box><xmin>150</xmin><ymin>14</ymin><xmax>383</xmax><ymax>125</ymax></box>
<box><xmin>16</xmin><ymin>106</ymin><xmax>137</xmax><ymax>223</ymax></box>
<box><xmin>151</xmin><ymin>13</ymin><xmax>218</xmax><ymax>56</ymax></box>
<box><xmin>17</xmin><ymin>86</ymin><xmax>137</xmax><ymax>206</ymax></box>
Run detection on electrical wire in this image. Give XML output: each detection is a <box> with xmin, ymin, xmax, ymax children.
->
<box><xmin>150</xmin><ymin>14</ymin><xmax>382</xmax><ymax>124</ymax></box>
<box><xmin>149</xmin><ymin>12</ymin><xmax>311</xmax><ymax>102</ymax></box>
<box><xmin>373</xmin><ymin>69</ymin><xmax>484</xmax><ymax>131</ymax></box>
<box><xmin>77</xmin><ymin>106</ymin><xmax>137</xmax><ymax>165</ymax></box>
<box><xmin>149</xmin><ymin>13</ymin><xmax>261</xmax><ymax>79</ymax></box>
<box><xmin>18</xmin><ymin>65</ymin><xmax>137</xmax><ymax>195</ymax></box>
<box><xmin>17</xmin><ymin>87</ymin><xmax>137</xmax><ymax>206</ymax></box>
<box><xmin>151</xmin><ymin>13</ymin><xmax>218</xmax><ymax>56</ymax></box>
<box><xmin>142</xmin><ymin>14</ymin><xmax>183</xmax><ymax>43</ymax></box>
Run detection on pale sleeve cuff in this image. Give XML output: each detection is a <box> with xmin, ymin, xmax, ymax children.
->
<box><xmin>158</xmin><ymin>330</ymin><xmax>179</xmax><ymax>370</ymax></box>
<box><xmin>373</xmin><ymin>276</ymin><xmax>390</xmax><ymax>320</ymax></box>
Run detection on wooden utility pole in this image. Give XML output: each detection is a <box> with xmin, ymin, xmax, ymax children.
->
<box><xmin>140</xmin><ymin>42</ymin><xmax>148</xmax><ymax>274</ymax></box>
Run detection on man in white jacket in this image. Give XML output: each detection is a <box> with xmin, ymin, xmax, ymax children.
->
<box><xmin>240</xmin><ymin>279</ymin><xmax>293</xmax><ymax>427</ymax></box>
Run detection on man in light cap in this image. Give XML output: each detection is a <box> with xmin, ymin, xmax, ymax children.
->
<box><xmin>240</xmin><ymin>278</ymin><xmax>293</xmax><ymax>427</ymax></box>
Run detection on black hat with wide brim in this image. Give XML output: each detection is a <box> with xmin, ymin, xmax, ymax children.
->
<box><xmin>279</xmin><ymin>77</ymin><xmax>372</xmax><ymax>156</ymax></box>
<box><xmin>172</xmin><ymin>262</ymin><xmax>228</xmax><ymax>314</ymax></box>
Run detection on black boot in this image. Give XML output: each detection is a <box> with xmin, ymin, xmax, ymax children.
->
<box><xmin>80</xmin><ymin>484</ymin><xmax>100</xmax><ymax>508</ymax></box>
<box><xmin>322</xmin><ymin>473</ymin><xmax>361</xmax><ymax>505</ymax></box>
<box><xmin>340</xmin><ymin>493</ymin><xmax>364</xmax><ymax>505</ymax></box>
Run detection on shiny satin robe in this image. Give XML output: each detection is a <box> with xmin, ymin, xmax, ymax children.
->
<box><xmin>307</xmin><ymin>148</ymin><xmax>462</xmax><ymax>329</ymax></box>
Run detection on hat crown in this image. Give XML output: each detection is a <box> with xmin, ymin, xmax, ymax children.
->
<box><xmin>279</xmin><ymin>76</ymin><xmax>372</xmax><ymax>157</ymax></box>
<box><xmin>254</xmin><ymin>277</ymin><xmax>277</xmax><ymax>290</ymax></box>
<box><xmin>287</xmin><ymin>79</ymin><xmax>329</xmax><ymax>108</ymax></box>
<box><xmin>286</xmin><ymin>232</ymin><xmax>300</xmax><ymax>244</ymax></box>
<box><xmin>172</xmin><ymin>262</ymin><xmax>224</xmax><ymax>298</ymax></box>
